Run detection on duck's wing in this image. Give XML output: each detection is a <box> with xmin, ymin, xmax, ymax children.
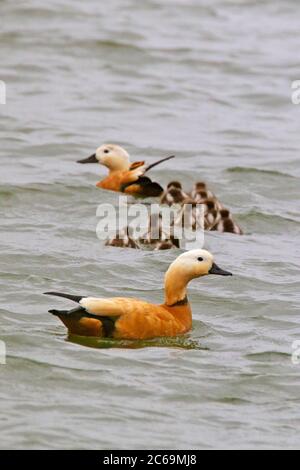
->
<box><xmin>80</xmin><ymin>297</ymin><xmax>179</xmax><ymax>326</ymax></box>
<box><xmin>80</xmin><ymin>297</ymin><xmax>179</xmax><ymax>338</ymax></box>
<box><xmin>120</xmin><ymin>166</ymin><xmax>146</xmax><ymax>185</ymax></box>
<box><xmin>129</xmin><ymin>161</ymin><xmax>145</xmax><ymax>170</ymax></box>
<box><xmin>120</xmin><ymin>164</ymin><xmax>164</xmax><ymax>196</ymax></box>
<box><xmin>79</xmin><ymin>297</ymin><xmax>136</xmax><ymax>316</ymax></box>
<box><xmin>123</xmin><ymin>177</ymin><xmax>164</xmax><ymax>197</ymax></box>
<box><xmin>129</xmin><ymin>156</ymin><xmax>174</xmax><ymax>173</ymax></box>
<box><xmin>44</xmin><ymin>291</ymin><xmax>130</xmax><ymax>316</ymax></box>
<box><xmin>119</xmin><ymin>158</ymin><xmax>174</xmax><ymax>197</ymax></box>
<box><xmin>44</xmin><ymin>293</ymin><xmax>127</xmax><ymax>337</ymax></box>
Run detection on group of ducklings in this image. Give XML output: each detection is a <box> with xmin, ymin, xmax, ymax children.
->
<box><xmin>161</xmin><ymin>180</ymin><xmax>243</xmax><ymax>233</ymax></box>
<box><xmin>88</xmin><ymin>144</ymin><xmax>243</xmax><ymax>251</ymax></box>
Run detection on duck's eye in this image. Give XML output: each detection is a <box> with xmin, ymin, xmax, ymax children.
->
<box><xmin>197</xmin><ymin>257</ymin><xmax>204</xmax><ymax>262</ymax></box>
<box><xmin>104</xmin><ymin>149</ymin><xmax>110</xmax><ymax>154</ymax></box>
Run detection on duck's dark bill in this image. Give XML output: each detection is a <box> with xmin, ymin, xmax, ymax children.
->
<box><xmin>77</xmin><ymin>154</ymin><xmax>97</xmax><ymax>164</ymax></box>
<box><xmin>209</xmin><ymin>262</ymin><xmax>232</xmax><ymax>276</ymax></box>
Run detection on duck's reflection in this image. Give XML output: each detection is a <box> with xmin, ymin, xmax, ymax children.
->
<box><xmin>67</xmin><ymin>333</ymin><xmax>207</xmax><ymax>350</ymax></box>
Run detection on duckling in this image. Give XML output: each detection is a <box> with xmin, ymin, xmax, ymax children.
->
<box><xmin>160</xmin><ymin>181</ymin><xmax>189</xmax><ymax>206</ymax></box>
<box><xmin>190</xmin><ymin>182</ymin><xmax>214</xmax><ymax>200</ymax></box>
<box><xmin>199</xmin><ymin>199</ymin><xmax>219</xmax><ymax>230</ymax></box>
<box><xmin>205</xmin><ymin>208</ymin><xmax>221</xmax><ymax>231</ymax></box>
<box><xmin>44</xmin><ymin>249</ymin><xmax>232</xmax><ymax>339</ymax></box>
<box><xmin>139</xmin><ymin>213</ymin><xmax>180</xmax><ymax>249</ymax></box>
<box><xmin>105</xmin><ymin>226</ymin><xmax>140</xmax><ymax>249</ymax></box>
<box><xmin>202</xmin><ymin>198</ymin><xmax>216</xmax><ymax>213</ymax></box>
<box><xmin>191</xmin><ymin>183</ymin><xmax>224</xmax><ymax>211</ymax></box>
<box><xmin>174</xmin><ymin>202</ymin><xmax>205</xmax><ymax>231</ymax></box>
<box><xmin>139</xmin><ymin>213</ymin><xmax>164</xmax><ymax>246</ymax></box>
<box><xmin>193</xmin><ymin>190</ymin><xmax>208</xmax><ymax>203</ymax></box>
<box><xmin>166</xmin><ymin>181</ymin><xmax>182</xmax><ymax>190</ymax></box>
<box><xmin>78</xmin><ymin>144</ymin><xmax>174</xmax><ymax>198</ymax></box>
<box><xmin>211</xmin><ymin>209</ymin><xmax>243</xmax><ymax>235</ymax></box>
<box><xmin>154</xmin><ymin>240</ymin><xmax>178</xmax><ymax>251</ymax></box>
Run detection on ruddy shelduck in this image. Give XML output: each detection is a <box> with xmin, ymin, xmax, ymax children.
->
<box><xmin>44</xmin><ymin>249</ymin><xmax>232</xmax><ymax>340</ymax></box>
<box><xmin>78</xmin><ymin>144</ymin><xmax>174</xmax><ymax>198</ymax></box>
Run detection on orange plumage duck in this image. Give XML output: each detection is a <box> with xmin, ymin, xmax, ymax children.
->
<box><xmin>44</xmin><ymin>249</ymin><xmax>232</xmax><ymax>340</ymax></box>
<box><xmin>77</xmin><ymin>144</ymin><xmax>174</xmax><ymax>198</ymax></box>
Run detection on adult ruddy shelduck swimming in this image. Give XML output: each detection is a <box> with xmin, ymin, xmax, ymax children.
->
<box><xmin>44</xmin><ymin>249</ymin><xmax>232</xmax><ymax>340</ymax></box>
<box><xmin>77</xmin><ymin>144</ymin><xmax>174</xmax><ymax>198</ymax></box>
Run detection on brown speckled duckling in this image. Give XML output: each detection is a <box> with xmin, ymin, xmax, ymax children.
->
<box><xmin>139</xmin><ymin>213</ymin><xmax>180</xmax><ymax>249</ymax></box>
<box><xmin>211</xmin><ymin>209</ymin><xmax>243</xmax><ymax>235</ymax></box>
<box><xmin>160</xmin><ymin>181</ymin><xmax>190</xmax><ymax>206</ymax></box>
<box><xmin>105</xmin><ymin>227</ymin><xmax>140</xmax><ymax>249</ymax></box>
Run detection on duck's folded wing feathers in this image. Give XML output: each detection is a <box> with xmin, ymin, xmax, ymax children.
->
<box><xmin>79</xmin><ymin>297</ymin><xmax>134</xmax><ymax>316</ymax></box>
<box><xmin>129</xmin><ymin>161</ymin><xmax>145</xmax><ymax>171</ymax></box>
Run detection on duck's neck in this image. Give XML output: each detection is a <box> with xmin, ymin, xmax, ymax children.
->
<box><xmin>164</xmin><ymin>267</ymin><xmax>190</xmax><ymax>307</ymax></box>
<box><xmin>108</xmin><ymin>162</ymin><xmax>131</xmax><ymax>174</ymax></box>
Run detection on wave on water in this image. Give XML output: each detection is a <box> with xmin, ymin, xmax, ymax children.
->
<box><xmin>227</xmin><ymin>167</ymin><xmax>297</xmax><ymax>179</ymax></box>
<box><xmin>245</xmin><ymin>351</ymin><xmax>292</xmax><ymax>362</ymax></box>
<box><xmin>238</xmin><ymin>210</ymin><xmax>300</xmax><ymax>229</ymax></box>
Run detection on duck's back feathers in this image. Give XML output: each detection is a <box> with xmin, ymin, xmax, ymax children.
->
<box><xmin>129</xmin><ymin>161</ymin><xmax>145</xmax><ymax>170</ymax></box>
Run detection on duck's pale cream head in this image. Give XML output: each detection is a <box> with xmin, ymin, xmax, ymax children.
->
<box><xmin>164</xmin><ymin>249</ymin><xmax>232</xmax><ymax>306</ymax></box>
<box><xmin>78</xmin><ymin>144</ymin><xmax>131</xmax><ymax>171</ymax></box>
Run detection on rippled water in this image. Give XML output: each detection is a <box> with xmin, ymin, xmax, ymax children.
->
<box><xmin>1</xmin><ymin>0</ymin><xmax>300</xmax><ymax>450</ymax></box>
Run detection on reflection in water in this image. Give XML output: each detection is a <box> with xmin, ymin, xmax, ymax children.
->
<box><xmin>67</xmin><ymin>333</ymin><xmax>208</xmax><ymax>350</ymax></box>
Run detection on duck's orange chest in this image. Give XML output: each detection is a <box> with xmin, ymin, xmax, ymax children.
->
<box><xmin>97</xmin><ymin>170</ymin><xmax>141</xmax><ymax>193</ymax></box>
<box><xmin>163</xmin><ymin>303</ymin><xmax>193</xmax><ymax>333</ymax></box>
<box><xmin>97</xmin><ymin>172</ymin><xmax>125</xmax><ymax>192</ymax></box>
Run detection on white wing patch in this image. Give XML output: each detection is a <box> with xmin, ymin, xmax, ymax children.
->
<box><xmin>79</xmin><ymin>297</ymin><xmax>127</xmax><ymax>317</ymax></box>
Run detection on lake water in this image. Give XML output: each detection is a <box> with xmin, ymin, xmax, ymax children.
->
<box><xmin>1</xmin><ymin>0</ymin><xmax>300</xmax><ymax>450</ymax></box>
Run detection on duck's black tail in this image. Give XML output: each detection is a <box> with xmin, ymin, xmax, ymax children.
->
<box><xmin>44</xmin><ymin>292</ymin><xmax>83</xmax><ymax>303</ymax></box>
<box><xmin>48</xmin><ymin>306</ymin><xmax>117</xmax><ymax>337</ymax></box>
<box><xmin>135</xmin><ymin>177</ymin><xmax>164</xmax><ymax>197</ymax></box>
<box><xmin>49</xmin><ymin>306</ymin><xmax>85</xmax><ymax>317</ymax></box>
<box><xmin>145</xmin><ymin>155</ymin><xmax>175</xmax><ymax>173</ymax></box>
